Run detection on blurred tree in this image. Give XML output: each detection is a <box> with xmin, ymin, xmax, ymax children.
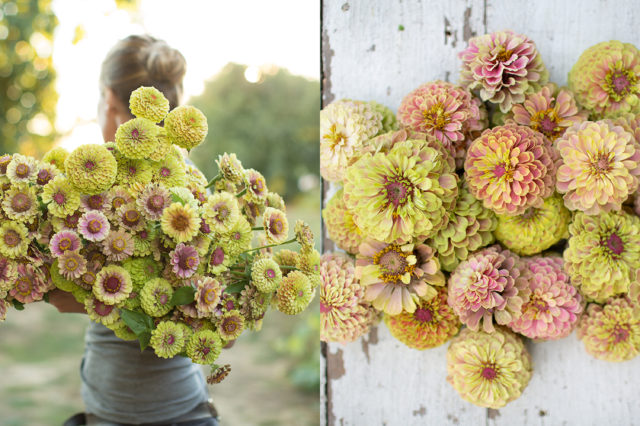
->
<box><xmin>0</xmin><ymin>0</ymin><xmax>58</xmax><ymax>157</ymax></box>
<box><xmin>188</xmin><ymin>63</ymin><xmax>319</xmax><ymax>200</ymax></box>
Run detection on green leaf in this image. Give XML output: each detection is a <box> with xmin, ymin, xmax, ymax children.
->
<box><xmin>170</xmin><ymin>286</ymin><xmax>196</xmax><ymax>306</ymax></box>
<box><xmin>121</xmin><ymin>309</ymin><xmax>154</xmax><ymax>336</ymax></box>
<box><xmin>43</xmin><ymin>292</ymin><xmax>50</xmax><ymax>303</ymax></box>
<box><xmin>138</xmin><ymin>331</ymin><xmax>151</xmax><ymax>352</ymax></box>
<box><xmin>171</xmin><ymin>194</ymin><xmax>185</xmax><ymax>204</ymax></box>
<box><xmin>11</xmin><ymin>300</ymin><xmax>25</xmax><ymax>311</ymax></box>
<box><xmin>224</xmin><ymin>281</ymin><xmax>247</xmax><ymax>294</ymax></box>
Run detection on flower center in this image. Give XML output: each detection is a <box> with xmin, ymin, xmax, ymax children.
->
<box><xmin>131</xmin><ymin>128</ymin><xmax>140</xmax><ymax>139</ymax></box>
<box><xmin>0</xmin><ymin>155</ymin><xmax>11</xmax><ymax>173</ymax></box>
<box><xmin>171</xmin><ymin>214</ymin><xmax>190</xmax><ymax>231</ymax></box>
<box><xmin>180</xmin><ymin>255</ymin><xmax>199</xmax><ymax>270</ymax></box>
<box><xmin>266</xmin><ymin>268</ymin><xmax>276</xmax><ymax>279</ymax></box>
<box><xmin>531</xmin><ymin>109</ymin><xmax>561</xmax><ymax>139</ymax></box>
<box><xmin>4</xmin><ymin>230</ymin><xmax>20</xmax><ymax>247</ymax></box>
<box><xmin>16</xmin><ymin>277</ymin><xmax>32</xmax><ymax>295</ymax></box>
<box><xmin>128</xmin><ymin>166</ymin><xmax>137</xmax><ymax>175</ymax></box>
<box><xmin>64</xmin><ymin>257</ymin><xmax>79</xmax><ymax>271</ymax></box>
<box><xmin>326</xmin><ymin>125</ymin><xmax>348</xmax><ymax>149</ymax></box>
<box><xmin>139</xmin><ymin>230</ymin><xmax>148</xmax><ymax>239</ymax></box>
<box><xmin>65</xmin><ymin>213</ymin><xmax>81</xmax><ymax>227</ymax></box>
<box><xmin>37</xmin><ymin>169</ymin><xmax>52</xmax><ymax>185</ymax></box>
<box><xmin>606</xmin><ymin>233</ymin><xmax>624</xmax><ymax>256</ymax></box>
<box><xmin>612</xmin><ymin>324</ymin><xmax>630</xmax><ymax>343</ymax></box>
<box><xmin>204</xmin><ymin>288</ymin><xmax>218</xmax><ymax>303</ymax></box>
<box><xmin>413</xmin><ymin>307</ymin><xmax>433</xmax><ymax>323</ymax></box>
<box><xmin>200</xmin><ymin>220</ymin><xmax>211</xmax><ymax>234</ymax></box>
<box><xmin>84</xmin><ymin>160</ymin><xmax>96</xmax><ymax>171</ymax></box>
<box><xmin>493</xmin><ymin>162</ymin><xmax>514</xmax><ymax>181</ymax></box>
<box><xmin>158</xmin><ymin>293</ymin><xmax>169</xmax><ymax>305</ymax></box>
<box><xmin>496</xmin><ymin>47</ymin><xmax>513</xmax><ymax>62</ymax></box>
<box><xmin>11</xmin><ymin>193</ymin><xmax>31</xmax><ymax>212</ymax></box>
<box><xmin>88</xmin><ymin>195</ymin><xmax>103</xmax><ymax>209</ymax></box>
<box><xmin>319</xmin><ymin>301</ymin><xmax>331</xmax><ymax>313</ymax></box>
<box><xmin>216</xmin><ymin>206</ymin><xmax>230</xmax><ymax>220</ymax></box>
<box><xmin>166</xmin><ymin>334</ymin><xmax>175</xmax><ymax>345</ymax></box>
<box><xmin>111</xmin><ymin>237</ymin><xmax>127</xmax><ymax>252</ymax></box>
<box><xmin>53</xmin><ymin>191</ymin><xmax>66</xmax><ymax>205</ymax></box>
<box><xmin>112</xmin><ymin>197</ymin><xmax>125</xmax><ymax>209</ymax></box>
<box><xmin>270</xmin><ymin>217</ymin><xmax>284</xmax><ymax>234</ymax></box>
<box><xmin>124</xmin><ymin>210</ymin><xmax>140</xmax><ymax>226</ymax></box>
<box><xmin>481</xmin><ymin>366</ymin><xmax>497</xmax><ymax>381</ymax></box>
<box><xmin>160</xmin><ymin>167</ymin><xmax>171</xmax><ymax>177</ymax></box>
<box><xmin>94</xmin><ymin>300</ymin><xmax>114</xmax><ymax>316</ymax></box>
<box><xmin>104</xmin><ymin>276</ymin><xmax>122</xmax><ymax>293</ymax></box>
<box><xmin>58</xmin><ymin>238</ymin><xmax>72</xmax><ymax>251</ymax></box>
<box><xmin>373</xmin><ymin>245</ymin><xmax>415</xmax><ymax>282</ymax></box>
<box><xmin>149</xmin><ymin>195</ymin><xmax>166</xmax><ymax>210</ymax></box>
<box><xmin>225</xmin><ymin>300</ymin><xmax>235</xmax><ymax>310</ymax></box>
<box><xmin>606</xmin><ymin>68</ymin><xmax>637</xmax><ymax>100</ymax></box>
<box><xmin>15</xmin><ymin>164</ymin><xmax>29</xmax><ymax>178</ymax></box>
<box><xmin>88</xmin><ymin>219</ymin><xmax>103</xmax><ymax>234</ymax></box>
<box><xmin>384</xmin><ymin>177</ymin><xmax>412</xmax><ymax>208</ymax></box>
<box><xmin>223</xmin><ymin>319</ymin><xmax>237</xmax><ymax>333</ymax></box>
<box><xmin>422</xmin><ymin>103</ymin><xmax>449</xmax><ymax>131</ymax></box>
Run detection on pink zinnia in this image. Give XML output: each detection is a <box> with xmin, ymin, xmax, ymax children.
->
<box><xmin>49</xmin><ymin>230</ymin><xmax>82</xmax><ymax>257</ymax></box>
<box><xmin>102</xmin><ymin>230</ymin><xmax>134</xmax><ymax>262</ymax></box>
<box><xmin>57</xmin><ymin>250</ymin><xmax>88</xmax><ymax>280</ymax></box>
<box><xmin>170</xmin><ymin>243</ymin><xmax>200</xmax><ymax>278</ymax></box>
<box><xmin>78</xmin><ymin>211</ymin><xmax>110</xmax><ymax>242</ymax></box>
<box><xmin>509</xmin><ymin>256</ymin><xmax>584</xmax><ymax>340</ymax></box>
<box><xmin>448</xmin><ymin>245</ymin><xmax>530</xmax><ymax>332</ymax></box>
<box><xmin>9</xmin><ymin>263</ymin><xmax>47</xmax><ymax>304</ymax></box>
<box><xmin>195</xmin><ymin>276</ymin><xmax>223</xmax><ymax>316</ymax></box>
<box><xmin>81</xmin><ymin>192</ymin><xmax>110</xmax><ymax>213</ymax></box>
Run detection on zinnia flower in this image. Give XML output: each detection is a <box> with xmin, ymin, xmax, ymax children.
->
<box><xmin>509</xmin><ymin>255</ymin><xmax>584</xmax><ymax>340</ymax></box>
<box><xmin>137</xmin><ymin>183</ymin><xmax>171</xmax><ymax>220</ymax></box>
<box><xmin>428</xmin><ymin>180</ymin><xmax>496</xmax><ymax>272</ymax></box>
<box><xmin>494</xmin><ymin>193</ymin><xmax>571</xmax><ymax>256</ymax></box>
<box><xmin>116</xmin><ymin>157</ymin><xmax>153</xmax><ymax>187</ymax></box>
<box><xmin>564</xmin><ymin>211</ymin><xmax>640</xmax><ymax>303</ymax></box>
<box><xmin>102</xmin><ymin>230</ymin><xmax>134</xmax><ymax>262</ymax></box>
<box><xmin>152</xmin><ymin>156</ymin><xmax>187</xmax><ymax>188</ymax></box>
<box><xmin>465</xmin><ymin>124</ymin><xmax>558</xmax><ymax>215</ymax></box>
<box><xmin>6</xmin><ymin>154</ymin><xmax>38</xmax><ymax>184</ymax></box>
<box><xmin>2</xmin><ymin>184</ymin><xmax>38</xmax><ymax>222</ymax></box>
<box><xmin>262</xmin><ymin>207</ymin><xmax>289</xmax><ymax>244</ymax></box>
<box><xmin>322</xmin><ymin>188</ymin><xmax>364</xmax><ymax>255</ymax></box>
<box><xmin>0</xmin><ymin>257</ymin><xmax>17</xmax><ymax>292</ymax></box>
<box><xmin>276</xmin><ymin>270</ymin><xmax>313</xmax><ymax>315</ymax></box>
<box><xmin>42</xmin><ymin>147</ymin><xmax>69</xmax><ymax>169</ymax></box>
<box><xmin>344</xmin><ymin>139</ymin><xmax>458</xmax><ymax>244</ymax></box>
<box><xmin>216</xmin><ymin>153</ymin><xmax>245</xmax><ymax>184</ymax></box>
<box><xmin>0</xmin><ymin>222</ymin><xmax>30</xmax><ymax>259</ymax></box>
<box><xmin>64</xmin><ymin>144</ymin><xmax>117</xmax><ymax>194</ymax></box>
<box><xmin>220</xmin><ymin>216</ymin><xmax>252</xmax><ymax>256</ymax></box>
<box><xmin>161</xmin><ymin>202</ymin><xmax>200</xmax><ymax>243</ymax></box>
<box><xmin>194</xmin><ymin>276</ymin><xmax>223</xmax><ymax>316</ymax></box>
<box><xmin>384</xmin><ymin>286</ymin><xmax>460</xmax><ymax>350</ymax></box>
<box><xmin>556</xmin><ymin>120</ymin><xmax>640</xmax><ymax>214</ymax></box>
<box><xmin>320</xmin><ymin>252</ymin><xmax>378</xmax><ymax>343</ymax></box>
<box><xmin>356</xmin><ymin>240</ymin><xmax>445</xmax><ymax>315</ymax></box>
<box><xmin>164</xmin><ymin>105</ymin><xmax>208</xmax><ymax>150</ymax></box>
<box><xmin>202</xmin><ymin>192</ymin><xmax>240</xmax><ymax>234</ymax></box>
<box><xmin>140</xmin><ymin>278</ymin><xmax>174</xmax><ymax>317</ymax></box>
<box><xmin>169</xmin><ymin>243</ymin><xmax>200</xmax><ymax>278</ymax></box>
<box><xmin>129</xmin><ymin>86</ymin><xmax>170</xmax><ymax>123</ymax></box>
<box><xmin>57</xmin><ymin>250</ymin><xmax>88</xmax><ymax>280</ymax></box>
<box><xmin>150</xmin><ymin>321</ymin><xmax>185</xmax><ymax>358</ymax></box>
<box><xmin>251</xmin><ymin>257</ymin><xmax>282</xmax><ymax>293</ymax></box>
<box><xmin>448</xmin><ymin>245</ymin><xmax>530</xmax><ymax>332</ymax></box>
<box><xmin>397</xmin><ymin>80</ymin><xmax>485</xmax><ymax>165</ymax></box>
<box><xmin>320</xmin><ymin>99</ymin><xmax>384</xmax><ymax>182</ymax></box>
<box><xmin>507</xmin><ymin>83</ymin><xmax>587</xmax><ymax>140</ymax></box>
<box><xmin>115</xmin><ymin>117</ymin><xmax>159</xmax><ymax>160</ymax></box>
<box><xmin>81</xmin><ymin>192</ymin><xmax>110</xmax><ymax>213</ymax></box>
<box><xmin>78</xmin><ymin>211</ymin><xmax>110</xmax><ymax>242</ymax></box>
<box><xmin>35</xmin><ymin>162</ymin><xmax>59</xmax><ymax>186</ymax></box>
<box><xmin>459</xmin><ymin>30</ymin><xmax>549</xmax><ymax>112</ymax></box>
<box><xmin>49</xmin><ymin>230</ymin><xmax>81</xmax><ymax>257</ymax></box>
<box><xmin>243</xmin><ymin>169</ymin><xmax>268</xmax><ymax>203</ymax></box>
<box><xmin>446</xmin><ymin>327</ymin><xmax>532</xmax><ymax>408</ymax></box>
<box><xmin>94</xmin><ymin>265</ymin><xmax>133</xmax><ymax>305</ymax></box>
<box><xmin>577</xmin><ymin>297</ymin><xmax>640</xmax><ymax>362</ymax></box>
<box><xmin>116</xmin><ymin>203</ymin><xmax>145</xmax><ymax>233</ymax></box>
<box><xmin>9</xmin><ymin>263</ymin><xmax>47</xmax><ymax>303</ymax></box>
<box><xmin>186</xmin><ymin>329</ymin><xmax>222</xmax><ymax>364</ymax></box>
<box><xmin>218</xmin><ymin>309</ymin><xmax>245</xmax><ymax>340</ymax></box>
<box><xmin>42</xmin><ymin>176</ymin><xmax>81</xmax><ymax>218</ymax></box>
<box><xmin>568</xmin><ymin>40</ymin><xmax>640</xmax><ymax>118</ymax></box>
<box><xmin>84</xmin><ymin>295</ymin><xmax>120</xmax><ymax>326</ymax></box>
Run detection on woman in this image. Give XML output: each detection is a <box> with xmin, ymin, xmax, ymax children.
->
<box><xmin>51</xmin><ymin>35</ymin><xmax>219</xmax><ymax>426</ymax></box>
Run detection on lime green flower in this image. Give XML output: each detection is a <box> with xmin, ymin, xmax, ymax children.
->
<box><xmin>218</xmin><ymin>310</ymin><xmax>245</xmax><ymax>340</ymax></box>
<box><xmin>186</xmin><ymin>329</ymin><xmax>222</xmax><ymax>364</ymax></box>
<box><xmin>150</xmin><ymin>321</ymin><xmax>185</xmax><ymax>358</ymax></box>
<box><xmin>42</xmin><ymin>147</ymin><xmax>69</xmax><ymax>169</ymax></box>
<box><xmin>276</xmin><ymin>271</ymin><xmax>313</xmax><ymax>315</ymax></box>
<box><xmin>140</xmin><ymin>277</ymin><xmax>174</xmax><ymax>317</ymax></box>
<box><xmin>164</xmin><ymin>105</ymin><xmax>208</xmax><ymax>150</ymax></box>
<box><xmin>446</xmin><ymin>327</ymin><xmax>532</xmax><ymax>408</ymax></box>
<box><xmin>251</xmin><ymin>257</ymin><xmax>282</xmax><ymax>293</ymax></box>
<box><xmin>129</xmin><ymin>86</ymin><xmax>170</xmax><ymax>123</ymax></box>
<box><xmin>116</xmin><ymin>157</ymin><xmax>153</xmax><ymax>187</ymax></box>
<box><xmin>42</xmin><ymin>176</ymin><xmax>81</xmax><ymax>218</ymax></box>
<box><xmin>494</xmin><ymin>193</ymin><xmax>571</xmax><ymax>256</ymax></box>
<box><xmin>65</xmin><ymin>144</ymin><xmax>117</xmax><ymax>195</ymax></box>
<box><xmin>161</xmin><ymin>202</ymin><xmax>200</xmax><ymax>243</ymax></box>
<box><xmin>84</xmin><ymin>295</ymin><xmax>120</xmax><ymax>327</ymax></box>
<box><xmin>115</xmin><ymin>117</ymin><xmax>159</xmax><ymax>160</ymax></box>
<box><xmin>344</xmin><ymin>139</ymin><xmax>458</xmax><ymax>244</ymax></box>
<box><xmin>2</xmin><ymin>184</ymin><xmax>38</xmax><ymax>222</ymax></box>
<box><xmin>152</xmin><ymin>156</ymin><xmax>187</xmax><ymax>188</ymax></box>
<box><xmin>564</xmin><ymin>211</ymin><xmax>640</xmax><ymax>302</ymax></box>
<box><xmin>93</xmin><ymin>265</ymin><xmax>133</xmax><ymax>305</ymax></box>
<box><xmin>322</xmin><ymin>189</ymin><xmax>364</xmax><ymax>255</ymax></box>
<box><xmin>0</xmin><ymin>221</ymin><xmax>30</xmax><ymax>258</ymax></box>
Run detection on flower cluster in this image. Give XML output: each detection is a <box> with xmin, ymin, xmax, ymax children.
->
<box><xmin>0</xmin><ymin>87</ymin><xmax>317</xmax><ymax>383</ymax></box>
<box><xmin>320</xmin><ymin>34</ymin><xmax>640</xmax><ymax>410</ymax></box>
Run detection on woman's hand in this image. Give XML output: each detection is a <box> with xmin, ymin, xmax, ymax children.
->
<box><xmin>48</xmin><ymin>289</ymin><xmax>86</xmax><ymax>313</ymax></box>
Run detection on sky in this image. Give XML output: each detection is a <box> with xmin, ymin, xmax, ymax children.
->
<box><xmin>51</xmin><ymin>0</ymin><xmax>320</xmax><ymax>151</ymax></box>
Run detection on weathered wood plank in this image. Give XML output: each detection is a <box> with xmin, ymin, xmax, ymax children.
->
<box><xmin>322</xmin><ymin>1</ymin><xmax>640</xmax><ymax>425</ymax></box>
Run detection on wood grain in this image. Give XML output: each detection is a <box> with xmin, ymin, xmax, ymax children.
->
<box><xmin>321</xmin><ymin>0</ymin><xmax>640</xmax><ymax>424</ymax></box>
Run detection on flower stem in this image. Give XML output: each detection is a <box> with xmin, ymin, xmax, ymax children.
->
<box><xmin>235</xmin><ymin>188</ymin><xmax>247</xmax><ymax>198</ymax></box>
<box><xmin>251</xmin><ymin>226</ymin><xmax>264</xmax><ymax>231</ymax></box>
<box><xmin>242</xmin><ymin>237</ymin><xmax>297</xmax><ymax>253</ymax></box>
<box><xmin>204</xmin><ymin>174</ymin><xmax>221</xmax><ymax>189</ymax></box>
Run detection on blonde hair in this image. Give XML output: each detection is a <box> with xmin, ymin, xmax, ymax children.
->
<box><xmin>100</xmin><ymin>35</ymin><xmax>186</xmax><ymax>112</ymax></box>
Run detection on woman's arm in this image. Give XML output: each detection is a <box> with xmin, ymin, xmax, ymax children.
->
<box><xmin>48</xmin><ymin>288</ymin><xmax>86</xmax><ymax>313</ymax></box>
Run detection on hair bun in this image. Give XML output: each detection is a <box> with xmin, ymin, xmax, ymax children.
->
<box><xmin>145</xmin><ymin>40</ymin><xmax>186</xmax><ymax>86</ymax></box>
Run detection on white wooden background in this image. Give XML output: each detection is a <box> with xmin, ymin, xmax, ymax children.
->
<box><xmin>320</xmin><ymin>1</ymin><xmax>640</xmax><ymax>425</ymax></box>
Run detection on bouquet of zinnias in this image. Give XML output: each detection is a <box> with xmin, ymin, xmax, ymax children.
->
<box><xmin>320</xmin><ymin>31</ymin><xmax>640</xmax><ymax>409</ymax></box>
<box><xmin>0</xmin><ymin>86</ymin><xmax>319</xmax><ymax>382</ymax></box>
